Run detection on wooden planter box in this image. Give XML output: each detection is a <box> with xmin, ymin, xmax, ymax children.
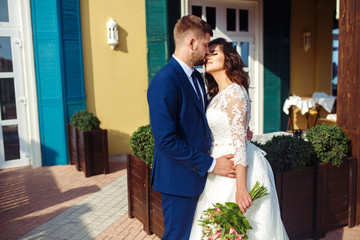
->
<box><xmin>127</xmin><ymin>154</ymin><xmax>164</xmax><ymax>238</ymax></box>
<box><xmin>149</xmin><ymin>185</ymin><xmax>165</xmax><ymax>237</ymax></box>
<box><xmin>315</xmin><ymin>157</ymin><xmax>357</xmax><ymax>238</ymax></box>
<box><xmin>127</xmin><ymin>153</ymin><xmax>356</xmax><ymax>239</ymax></box>
<box><xmin>68</xmin><ymin>123</ymin><xmax>80</xmax><ymax>170</ymax></box>
<box><xmin>127</xmin><ymin>154</ymin><xmax>147</xmax><ymax>227</ymax></box>
<box><xmin>275</xmin><ymin>157</ymin><xmax>357</xmax><ymax>240</ymax></box>
<box><xmin>67</xmin><ymin>124</ymin><xmax>109</xmax><ymax>177</ymax></box>
<box><xmin>275</xmin><ymin>165</ymin><xmax>317</xmax><ymax>239</ymax></box>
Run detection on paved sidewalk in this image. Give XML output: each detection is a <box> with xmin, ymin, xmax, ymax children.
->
<box><xmin>0</xmin><ymin>155</ymin><xmax>360</xmax><ymax>240</ymax></box>
<box><xmin>20</xmin><ymin>175</ymin><xmax>128</xmax><ymax>240</ymax></box>
<box><xmin>0</xmin><ymin>155</ymin><xmax>160</xmax><ymax>240</ymax></box>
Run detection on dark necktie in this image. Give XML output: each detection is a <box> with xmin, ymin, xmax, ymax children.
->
<box><xmin>191</xmin><ymin>72</ymin><xmax>204</xmax><ymax>108</ymax></box>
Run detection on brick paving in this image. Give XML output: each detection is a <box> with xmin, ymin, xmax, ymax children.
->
<box><xmin>0</xmin><ymin>157</ymin><xmax>126</xmax><ymax>239</ymax></box>
<box><xmin>19</xmin><ymin>175</ymin><xmax>128</xmax><ymax>240</ymax></box>
<box><xmin>0</xmin><ymin>154</ymin><xmax>359</xmax><ymax>240</ymax></box>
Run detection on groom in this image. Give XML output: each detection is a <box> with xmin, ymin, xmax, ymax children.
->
<box><xmin>147</xmin><ymin>15</ymin><xmax>236</xmax><ymax>239</ymax></box>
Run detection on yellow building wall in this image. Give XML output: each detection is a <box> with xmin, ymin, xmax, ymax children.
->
<box><xmin>80</xmin><ymin>0</ymin><xmax>149</xmax><ymax>155</ymax></box>
<box><xmin>290</xmin><ymin>0</ymin><xmax>335</xmax><ymax>130</ymax></box>
<box><xmin>290</xmin><ymin>0</ymin><xmax>335</xmax><ymax>97</ymax></box>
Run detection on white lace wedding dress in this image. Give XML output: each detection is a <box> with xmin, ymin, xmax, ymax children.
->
<box><xmin>189</xmin><ymin>83</ymin><xmax>288</xmax><ymax>240</ymax></box>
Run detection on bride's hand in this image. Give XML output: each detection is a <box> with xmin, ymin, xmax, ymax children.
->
<box><xmin>236</xmin><ymin>187</ymin><xmax>252</xmax><ymax>213</ymax></box>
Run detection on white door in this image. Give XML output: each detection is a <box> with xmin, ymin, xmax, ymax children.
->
<box><xmin>0</xmin><ymin>0</ymin><xmax>29</xmax><ymax>169</ymax></box>
<box><xmin>188</xmin><ymin>0</ymin><xmax>263</xmax><ymax>134</ymax></box>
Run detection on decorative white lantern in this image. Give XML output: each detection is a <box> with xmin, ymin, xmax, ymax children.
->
<box><xmin>303</xmin><ymin>31</ymin><xmax>311</xmax><ymax>52</ymax></box>
<box><xmin>107</xmin><ymin>18</ymin><xmax>118</xmax><ymax>49</ymax></box>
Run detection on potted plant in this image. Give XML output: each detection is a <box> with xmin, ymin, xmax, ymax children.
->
<box><xmin>305</xmin><ymin>124</ymin><xmax>355</xmax><ymax>237</ymax></box>
<box><xmin>254</xmin><ymin>125</ymin><xmax>356</xmax><ymax>239</ymax></box>
<box><xmin>67</xmin><ymin>110</ymin><xmax>109</xmax><ymax>177</ymax></box>
<box><xmin>254</xmin><ymin>135</ymin><xmax>317</xmax><ymax>239</ymax></box>
<box><xmin>127</xmin><ymin>124</ymin><xmax>164</xmax><ymax>237</ymax></box>
<box><xmin>305</xmin><ymin>124</ymin><xmax>350</xmax><ymax>167</ymax></box>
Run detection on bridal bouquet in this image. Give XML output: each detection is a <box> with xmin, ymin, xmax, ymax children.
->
<box><xmin>198</xmin><ymin>181</ymin><xmax>269</xmax><ymax>240</ymax></box>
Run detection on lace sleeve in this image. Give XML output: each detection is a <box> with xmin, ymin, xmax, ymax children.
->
<box><xmin>225</xmin><ymin>85</ymin><xmax>249</xmax><ymax>167</ymax></box>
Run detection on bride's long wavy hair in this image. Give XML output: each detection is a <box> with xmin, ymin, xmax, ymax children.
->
<box><xmin>205</xmin><ymin>38</ymin><xmax>250</xmax><ymax>99</ymax></box>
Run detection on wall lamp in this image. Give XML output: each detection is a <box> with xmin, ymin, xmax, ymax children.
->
<box><xmin>303</xmin><ymin>31</ymin><xmax>311</xmax><ymax>52</ymax></box>
<box><xmin>107</xmin><ymin>18</ymin><xmax>118</xmax><ymax>49</ymax></box>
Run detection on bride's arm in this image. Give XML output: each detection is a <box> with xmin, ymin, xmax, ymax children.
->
<box><xmin>235</xmin><ymin>164</ymin><xmax>251</xmax><ymax>213</ymax></box>
<box><xmin>225</xmin><ymin>86</ymin><xmax>252</xmax><ymax>213</ymax></box>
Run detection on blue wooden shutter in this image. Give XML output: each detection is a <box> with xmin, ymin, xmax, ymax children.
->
<box><xmin>263</xmin><ymin>0</ymin><xmax>291</xmax><ymax>133</ymax></box>
<box><xmin>31</xmin><ymin>0</ymin><xmax>85</xmax><ymax>165</ymax></box>
<box><xmin>60</xmin><ymin>0</ymin><xmax>86</xmax><ymax>121</ymax></box>
<box><xmin>146</xmin><ymin>0</ymin><xmax>180</xmax><ymax>84</ymax></box>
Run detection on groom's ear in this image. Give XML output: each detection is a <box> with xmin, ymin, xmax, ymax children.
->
<box><xmin>188</xmin><ymin>37</ymin><xmax>195</xmax><ymax>51</ymax></box>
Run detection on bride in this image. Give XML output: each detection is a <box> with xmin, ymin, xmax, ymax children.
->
<box><xmin>189</xmin><ymin>38</ymin><xmax>289</xmax><ymax>239</ymax></box>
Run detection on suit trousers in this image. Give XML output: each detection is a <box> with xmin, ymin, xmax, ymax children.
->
<box><xmin>161</xmin><ymin>193</ymin><xmax>199</xmax><ymax>240</ymax></box>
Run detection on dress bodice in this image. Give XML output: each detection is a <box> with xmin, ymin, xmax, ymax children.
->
<box><xmin>206</xmin><ymin>83</ymin><xmax>251</xmax><ymax>166</ymax></box>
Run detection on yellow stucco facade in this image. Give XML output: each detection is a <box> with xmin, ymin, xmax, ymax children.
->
<box><xmin>80</xmin><ymin>0</ymin><xmax>149</xmax><ymax>155</ymax></box>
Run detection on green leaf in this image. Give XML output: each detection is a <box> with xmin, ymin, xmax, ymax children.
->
<box><xmin>225</xmin><ymin>202</ymin><xmax>239</xmax><ymax>209</ymax></box>
<box><xmin>221</xmin><ymin>228</ymin><xmax>225</xmax><ymax>239</ymax></box>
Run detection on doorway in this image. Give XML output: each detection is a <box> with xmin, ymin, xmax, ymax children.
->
<box><xmin>187</xmin><ymin>0</ymin><xmax>264</xmax><ymax>134</ymax></box>
<box><xmin>0</xmin><ymin>0</ymin><xmax>31</xmax><ymax>169</ymax></box>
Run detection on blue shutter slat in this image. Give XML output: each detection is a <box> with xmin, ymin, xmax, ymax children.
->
<box><xmin>63</xmin><ymin>41</ymin><xmax>84</xmax><ymax>100</ymax></box>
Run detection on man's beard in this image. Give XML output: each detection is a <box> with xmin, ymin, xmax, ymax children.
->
<box><xmin>190</xmin><ymin>46</ymin><xmax>207</xmax><ymax>66</ymax></box>
<box><xmin>191</xmin><ymin>53</ymin><xmax>206</xmax><ymax>66</ymax></box>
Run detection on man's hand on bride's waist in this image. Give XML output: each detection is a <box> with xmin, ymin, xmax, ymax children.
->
<box><xmin>213</xmin><ymin>154</ymin><xmax>236</xmax><ymax>178</ymax></box>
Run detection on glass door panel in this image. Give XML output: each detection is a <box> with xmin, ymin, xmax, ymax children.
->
<box><xmin>0</xmin><ymin>28</ymin><xmax>28</xmax><ymax>169</ymax></box>
<box><xmin>3</xmin><ymin>125</ymin><xmax>20</xmax><ymax>160</ymax></box>
<box><xmin>0</xmin><ymin>0</ymin><xmax>9</xmax><ymax>22</ymax></box>
<box><xmin>240</xmin><ymin>42</ymin><xmax>249</xmax><ymax>68</ymax></box>
<box><xmin>0</xmin><ymin>37</ymin><xmax>13</xmax><ymax>72</ymax></box>
<box><xmin>0</xmin><ymin>78</ymin><xmax>17</xmax><ymax>119</ymax></box>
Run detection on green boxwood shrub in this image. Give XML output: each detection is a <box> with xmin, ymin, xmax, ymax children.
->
<box><xmin>71</xmin><ymin>110</ymin><xmax>101</xmax><ymax>131</ymax></box>
<box><xmin>305</xmin><ymin>124</ymin><xmax>350</xmax><ymax>167</ymax></box>
<box><xmin>254</xmin><ymin>135</ymin><xmax>316</xmax><ymax>172</ymax></box>
<box><xmin>130</xmin><ymin>124</ymin><xmax>154</xmax><ymax>167</ymax></box>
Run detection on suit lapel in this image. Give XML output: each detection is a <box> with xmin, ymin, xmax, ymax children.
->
<box><xmin>170</xmin><ymin>58</ymin><xmax>205</xmax><ymax>113</ymax></box>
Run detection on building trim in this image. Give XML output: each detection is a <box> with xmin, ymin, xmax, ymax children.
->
<box><xmin>20</xmin><ymin>0</ymin><xmax>42</xmax><ymax>166</ymax></box>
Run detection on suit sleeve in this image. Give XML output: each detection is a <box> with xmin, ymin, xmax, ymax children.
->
<box><xmin>147</xmin><ymin>74</ymin><xmax>213</xmax><ymax>176</ymax></box>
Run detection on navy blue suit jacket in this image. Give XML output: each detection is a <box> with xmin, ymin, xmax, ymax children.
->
<box><xmin>147</xmin><ymin>57</ymin><xmax>213</xmax><ymax>197</ymax></box>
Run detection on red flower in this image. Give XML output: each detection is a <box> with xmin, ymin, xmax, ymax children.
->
<box><xmin>208</xmin><ymin>229</ymin><xmax>222</xmax><ymax>240</ymax></box>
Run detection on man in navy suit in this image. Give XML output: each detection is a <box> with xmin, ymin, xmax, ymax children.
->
<box><xmin>147</xmin><ymin>15</ymin><xmax>236</xmax><ymax>239</ymax></box>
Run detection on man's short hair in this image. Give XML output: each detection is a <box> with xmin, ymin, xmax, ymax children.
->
<box><xmin>173</xmin><ymin>15</ymin><xmax>213</xmax><ymax>47</ymax></box>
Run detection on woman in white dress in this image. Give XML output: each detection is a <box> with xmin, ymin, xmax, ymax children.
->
<box><xmin>189</xmin><ymin>38</ymin><xmax>288</xmax><ymax>240</ymax></box>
